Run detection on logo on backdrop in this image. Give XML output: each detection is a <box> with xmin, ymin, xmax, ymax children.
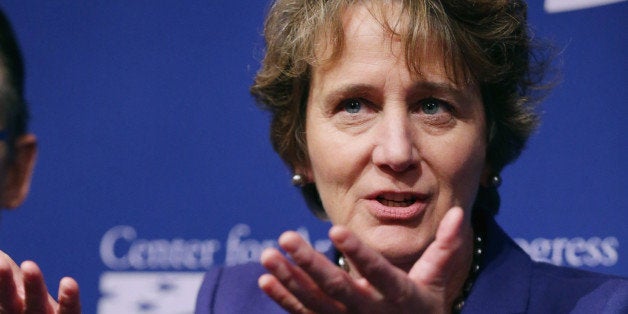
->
<box><xmin>96</xmin><ymin>224</ymin><xmax>620</xmax><ymax>313</ymax></box>
<box><xmin>514</xmin><ymin>236</ymin><xmax>619</xmax><ymax>267</ymax></box>
<box><xmin>97</xmin><ymin>224</ymin><xmax>331</xmax><ymax>313</ymax></box>
<box><xmin>544</xmin><ymin>0</ymin><xmax>626</xmax><ymax>13</ymax></box>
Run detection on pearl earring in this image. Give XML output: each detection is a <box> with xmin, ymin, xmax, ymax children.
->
<box><xmin>291</xmin><ymin>174</ymin><xmax>306</xmax><ymax>187</ymax></box>
<box><xmin>490</xmin><ymin>174</ymin><xmax>502</xmax><ymax>188</ymax></box>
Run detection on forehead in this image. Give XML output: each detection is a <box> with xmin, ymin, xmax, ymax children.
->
<box><xmin>314</xmin><ymin>4</ymin><xmax>456</xmax><ymax>88</ymax></box>
<box><xmin>313</xmin><ymin>1</ymin><xmax>472</xmax><ymax>87</ymax></box>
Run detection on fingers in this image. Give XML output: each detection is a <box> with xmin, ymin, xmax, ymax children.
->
<box><xmin>278</xmin><ymin>231</ymin><xmax>369</xmax><ymax>310</ymax></box>
<box><xmin>259</xmin><ymin>207</ymin><xmax>473</xmax><ymax>313</ymax></box>
<box><xmin>58</xmin><ymin>277</ymin><xmax>81</xmax><ymax>314</ymax></box>
<box><xmin>329</xmin><ymin>226</ymin><xmax>413</xmax><ymax>302</ymax></box>
<box><xmin>410</xmin><ymin>207</ymin><xmax>471</xmax><ymax>284</ymax></box>
<box><xmin>0</xmin><ymin>253</ymin><xmax>23</xmax><ymax>312</ymax></box>
<box><xmin>0</xmin><ymin>254</ymin><xmax>79</xmax><ymax>314</ymax></box>
<box><xmin>258</xmin><ymin>273</ymin><xmax>313</xmax><ymax>314</ymax></box>
<box><xmin>21</xmin><ymin>261</ymin><xmax>55</xmax><ymax>314</ymax></box>
<box><xmin>260</xmin><ymin>246</ymin><xmax>344</xmax><ymax>313</ymax></box>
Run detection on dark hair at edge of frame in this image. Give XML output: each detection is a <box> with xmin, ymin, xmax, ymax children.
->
<box><xmin>0</xmin><ymin>7</ymin><xmax>29</xmax><ymax>162</ymax></box>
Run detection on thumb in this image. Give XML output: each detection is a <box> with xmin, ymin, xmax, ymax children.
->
<box><xmin>409</xmin><ymin>207</ymin><xmax>472</xmax><ymax>287</ymax></box>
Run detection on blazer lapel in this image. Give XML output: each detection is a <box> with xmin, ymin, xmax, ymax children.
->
<box><xmin>463</xmin><ymin>218</ymin><xmax>531</xmax><ymax>313</ymax></box>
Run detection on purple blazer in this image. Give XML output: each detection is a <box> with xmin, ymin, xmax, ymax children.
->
<box><xmin>195</xmin><ymin>218</ymin><xmax>628</xmax><ymax>313</ymax></box>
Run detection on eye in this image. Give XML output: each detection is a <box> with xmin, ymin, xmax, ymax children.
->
<box><xmin>420</xmin><ymin>98</ymin><xmax>445</xmax><ymax>115</ymax></box>
<box><xmin>415</xmin><ymin>97</ymin><xmax>454</xmax><ymax>126</ymax></box>
<box><xmin>332</xmin><ymin>97</ymin><xmax>376</xmax><ymax>129</ymax></box>
<box><xmin>341</xmin><ymin>98</ymin><xmax>363</xmax><ymax>114</ymax></box>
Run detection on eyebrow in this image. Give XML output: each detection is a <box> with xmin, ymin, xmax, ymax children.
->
<box><xmin>409</xmin><ymin>81</ymin><xmax>469</xmax><ymax>98</ymax></box>
<box><xmin>323</xmin><ymin>83</ymin><xmax>375</xmax><ymax>106</ymax></box>
<box><xmin>322</xmin><ymin>80</ymin><xmax>471</xmax><ymax>105</ymax></box>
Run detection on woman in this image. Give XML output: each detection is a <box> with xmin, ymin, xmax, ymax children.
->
<box><xmin>196</xmin><ymin>0</ymin><xmax>627</xmax><ymax>313</ymax></box>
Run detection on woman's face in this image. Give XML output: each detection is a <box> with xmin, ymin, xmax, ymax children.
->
<box><xmin>303</xmin><ymin>4</ymin><xmax>487</xmax><ymax>269</ymax></box>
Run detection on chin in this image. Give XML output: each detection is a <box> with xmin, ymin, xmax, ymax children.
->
<box><xmin>380</xmin><ymin>247</ymin><xmax>424</xmax><ymax>272</ymax></box>
<box><xmin>361</xmin><ymin>225</ymin><xmax>429</xmax><ymax>269</ymax></box>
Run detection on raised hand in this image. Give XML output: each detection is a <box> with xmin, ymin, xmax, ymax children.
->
<box><xmin>258</xmin><ymin>207</ymin><xmax>473</xmax><ymax>314</ymax></box>
<box><xmin>0</xmin><ymin>251</ymin><xmax>81</xmax><ymax>314</ymax></box>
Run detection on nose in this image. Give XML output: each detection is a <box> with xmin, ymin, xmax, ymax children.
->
<box><xmin>371</xmin><ymin>110</ymin><xmax>419</xmax><ymax>173</ymax></box>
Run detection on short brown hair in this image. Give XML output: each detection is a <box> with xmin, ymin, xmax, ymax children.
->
<box><xmin>252</xmin><ymin>0</ymin><xmax>552</xmax><ymax>215</ymax></box>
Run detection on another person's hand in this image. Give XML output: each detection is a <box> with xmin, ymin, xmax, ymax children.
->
<box><xmin>0</xmin><ymin>250</ymin><xmax>81</xmax><ymax>314</ymax></box>
<box><xmin>259</xmin><ymin>207</ymin><xmax>472</xmax><ymax>314</ymax></box>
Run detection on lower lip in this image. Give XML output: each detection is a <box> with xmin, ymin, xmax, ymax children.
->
<box><xmin>367</xmin><ymin>199</ymin><xmax>427</xmax><ymax>221</ymax></box>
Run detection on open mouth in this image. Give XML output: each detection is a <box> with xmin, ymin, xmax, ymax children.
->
<box><xmin>369</xmin><ymin>192</ymin><xmax>428</xmax><ymax>220</ymax></box>
<box><xmin>376</xmin><ymin>195</ymin><xmax>417</xmax><ymax>207</ymax></box>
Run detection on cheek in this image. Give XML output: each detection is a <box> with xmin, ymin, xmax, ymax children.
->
<box><xmin>305</xmin><ymin>127</ymin><xmax>349</xmax><ymax>207</ymax></box>
<box><xmin>307</xmin><ymin>131</ymin><xmax>347</xmax><ymax>181</ymax></box>
<box><xmin>305</xmin><ymin>126</ymin><xmax>371</xmax><ymax>222</ymax></box>
<box><xmin>433</xmin><ymin>134</ymin><xmax>487</xmax><ymax>206</ymax></box>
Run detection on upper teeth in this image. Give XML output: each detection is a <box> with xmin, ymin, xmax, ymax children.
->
<box><xmin>377</xmin><ymin>196</ymin><xmax>415</xmax><ymax>207</ymax></box>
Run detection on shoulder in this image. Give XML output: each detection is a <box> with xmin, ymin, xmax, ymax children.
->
<box><xmin>465</xmin><ymin>217</ymin><xmax>628</xmax><ymax>313</ymax></box>
<box><xmin>194</xmin><ymin>263</ymin><xmax>283</xmax><ymax>314</ymax></box>
<box><xmin>528</xmin><ymin>261</ymin><xmax>628</xmax><ymax>313</ymax></box>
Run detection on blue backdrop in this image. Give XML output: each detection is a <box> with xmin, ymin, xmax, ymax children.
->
<box><xmin>0</xmin><ymin>1</ymin><xmax>625</xmax><ymax>313</ymax></box>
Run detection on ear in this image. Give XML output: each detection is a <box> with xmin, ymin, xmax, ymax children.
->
<box><xmin>1</xmin><ymin>134</ymin><xmax>37</xmax><ymax>209</ymax></box>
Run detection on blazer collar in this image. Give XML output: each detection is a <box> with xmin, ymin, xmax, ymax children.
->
<box><xmin>463</xmin><ymin>217</ymin><xmax>531</xmax><ymax>313</ymax></box>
